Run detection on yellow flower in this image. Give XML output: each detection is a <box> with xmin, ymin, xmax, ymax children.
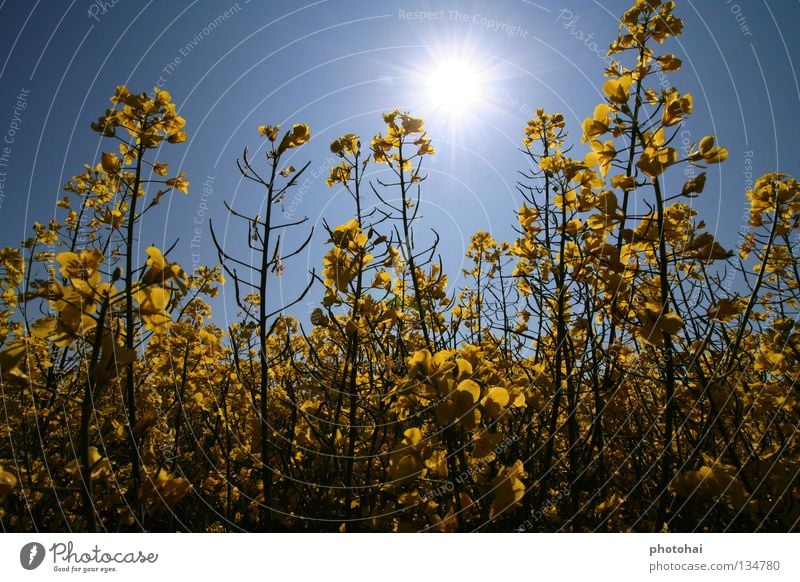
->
<box><xmin>326</xmin><ymin>162</ymin><xmax>351</xmax><ymax>187</ymax></box>
<box><xmin>414</xmin><ymin>135</ymin><xmax>435</xmax><ymax>156</ymax></box>
<box><xmin>132</xmin><ymin>408</ymin><xmax>158</xmax><ymax>437</ymax></box>
<box><xmin>490</xmin><ymin>460</ymin><xmax>526</xmax><ymax>518</ymax></box>
<box><xmin>611</xmin><ymin>174</ymin><xmax>637</xmax><ymax>191</ymax></box>
<box><xmin>634</xmin><ymin>301</ymin><xmax>684</xmax><ymax>347</ymax></box>
<box><xmin>388</xmin><ymin>428</ymin><xmax>428</xmax><ymax>485</ymax></box>
<box><xmin>258</xmin><ymin>124</ymin><xmax>280</xmax><ymax>141</ymax></box>
<box><xmin>480</xmin><ymin>386</ymin><xmax>510</xmax><ymax>419</ymax></box>
<box><xmin>92</xmin><ymin>333</ymin><xmax>136</xmax><ymax>383</ymax></box>
<box><xmin>142</xmin><ymin>246</ymin><xmax>187</xmax><ymax>291</ymax></box>
<box><xmin>32</xmin><ymin>308</ymin><xmax>98</xmax><ymax>347</ymax></box>
<box><xmin>407</xmin><ymin>348</ymin><xmax>454</xmax><ymax>379</ymax></box>
<box><xmin>322</xmin><ymin>248</ymin><xmax>357</xmax><ymax>291</ymax></box>
<box><xmin>166</xmin><ymin>129</ymin><xmax>187</xmax><ymax>144</ymax></box>
<box><xmin>65</xmin><ymin>447</ymin><xmax>110</xmax><ymax>481</ymax></box>
<box><xmin>370</xmin><ymin>132</ymin><xmax>395</xmax><ymax>163</ymax></box>
<box><xmin>517</xmin><ymin>203</ymin><xmax>540</xmax><ymax>231</ymax></box>
<box><xmin>101</xmin><ymin>208</ymin><xmax>125</xmax><ymax>229</ymax></box>
<box><xmin>637</xmin><ymin>146</ymin><xmax>677</xmax><ymax>177</ymax></box>
<box><xmin>596</xmin><ymin>493</ymin><xmax>625</xmax><ymax>514</ymax></box>
<box><xmin>139</xmin><ymin>468</ymin><xmax>192</xmax><ymax>507</ymax></box>
<box><xmin>595</xmin><ymin>190</ymin><xmax>619</xmax><ymax>215</ymax></box>
<box><xmin>684</xmin><ymin>233</ymin><xmax>732</xmax><ymax>263</ymax></box>
<box><xmin>585</xmin><ymin>139</ymin><xmax>616</xmax><ymax>176</ymax></box>
<box><xmin>328</xmin><ymin>219</ymin><xmax>367</xmax><ymax>250</ymax></box>
<box><xmin>133</xmin><ymin>286</ymin><xmax>172</xmax><ymax>332</ymax></box>
<box><xmin>662</xmin><ymin>91</ymin><xmax>692</xmax><ymax>126</ymax></box>
<box><xmin>538</xmin><ymin>153</ymin><xmax>563</xmax><ymax>175</ymax></box>
<box><xmin>100</xmin><ymin>152</ymin><xmax>121</xmax><ymax>174</ymax></box>
<box><xmin>656</xmin><ymin>54</ymin><xmax>682</xmax><ymax>72</ymax></box>
<box><xmin>154</xmin><ymin>89</ymin><xmax>172</xmax><ymax>106</ymax></box>
<box><xmin>330</xmin><ymin>133</ymin><xmax>360</xmax><ymax>157</ymax></box>
<box><xmin>373</xmin><ymin>271</ymin><xmax>392</xmax><ymax>291</ymax></box>
<box><xmin>681</xmin><ymin>173</ymin><xmax>706</xmax><ymax>197</ymax></box>
<box><xmin>651</xmin><ymin>7</ymin><xmax>684</xmax><ymax>43</ymax></box>
<box><xmin>689</xmin><ymin>135</ymin><xmax>728</xmax><ymax>164</ymax></box>
<box><xmin>278</xmin><ymin>124</ymin><xmax>311</xmax><ymax>153</ymax></box>
<box><xmin>165</xmin><ymin>171</ymin><xmax>190</xmax><ymax>194</ymax></box>
<box><xmin>707</xmin><ymin>298</ymin><xmax>742</xmax><ymax>322</ymax></box>
<box><xmin>554</xmin><ymin>188</ymin><xmax>578</xmax><ymax>211</ymax></box>
<box><xmin>602</xmin><ymin>74</ymin><xmax>633</xmax><ymax>104</ymax></box>
<box><xmin>109</xmin><ymin>85</ymin><xmax>131</xmax><ymax>104</ymax></box>
<box><xmin>524</xmin><ymin>109</ymin><xmax>565</xmax><ymax>146</ymax></box>
<box><xmin>56</xmin><ymin>249</ymin><xmax>104</xmax><ymax>281</ymax></box>
<box><xmin>671</xmin><ymin>456</ymin><xmax>746</xmax><ymax>509</ymax></box>
<box><xmin>472</xmin><ymin>431</ymin><xmax>503</xmax><ymax>459</ymax></box>
<box><xmin>0</xmin><ymin>465</ymin><xmax>17</xmax><ymax>502</ymax></box>
<box><xmin>581</xmin><ymin>104</ymin><xmax>611</xmax><ymax>143</ymax></box>
<box><xmin>382</xmin><ymin>109</ymin><xmax>400</xmax><ymax>125</ymax></box>
<box><xmin>400</xmin><ymin>113</ymin><xmax>425</xmax><ymax>135</ymax></box>
<box><xmin>454</xmin><ymin>378</ymin><xmax>480</xmax><ymax>407</ymax></box>
<box><xmin>424</xmin><ymin>449</ymin><xmax>448</xmax><ymax>479</ymax></box>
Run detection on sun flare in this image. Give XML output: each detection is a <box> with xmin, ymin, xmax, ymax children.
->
<box><xmin>425</xmin><ymin>58</ymin><xmax>484</xmax><ymax>116</ymax></box>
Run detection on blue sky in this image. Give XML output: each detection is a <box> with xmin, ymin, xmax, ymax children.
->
<box><xmin>1</xmin><ymin>0</ymin><xmax>798</xmax><ymax>322</ymax></box>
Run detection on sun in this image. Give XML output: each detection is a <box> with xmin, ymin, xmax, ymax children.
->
<box><xmin>425</xmin><ymin>58</ymin><xmax>484</xmax><ymax>116</ymax></box>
